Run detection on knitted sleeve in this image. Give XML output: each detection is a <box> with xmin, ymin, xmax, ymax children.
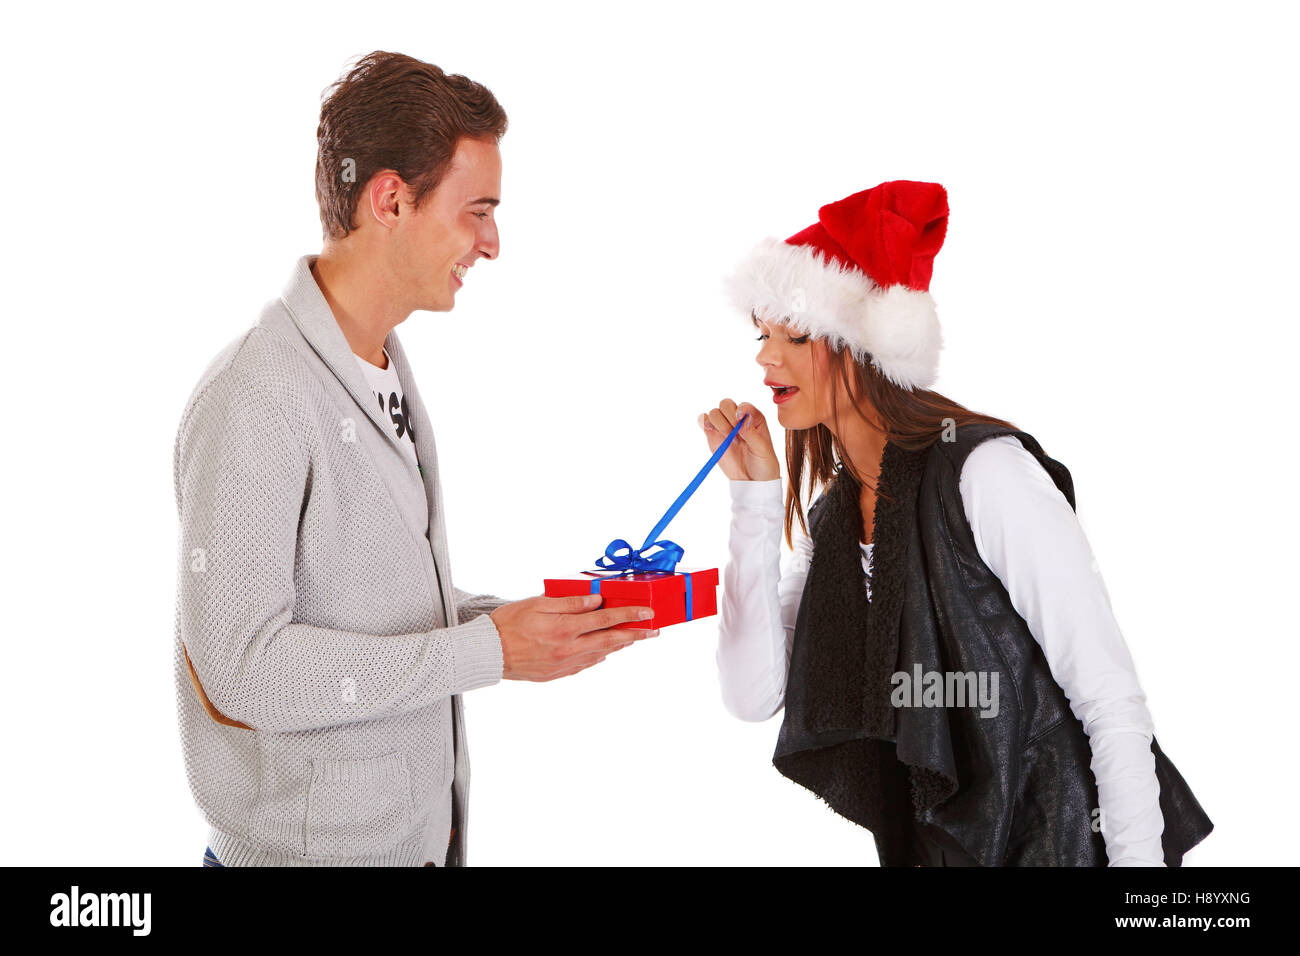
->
<box><xmin>959</xmin><ymin>435</ymin><xmax>1166</xmax><ymax>867</ymax></box>
<box><xmin>174</xmin><ymin>371</ymin><xmax>504</xmax><ymax>734</ymax></box>
<box><xmin>453</xmin><ymin>587</ymin><xmax>513</xmax><ymax>622</ymax></box>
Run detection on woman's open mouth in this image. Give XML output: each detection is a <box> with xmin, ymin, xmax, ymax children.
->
<box><xmin>771</xmin><ymin>384</ymin><xmax>800</xmax><ymax>405</ymax></box>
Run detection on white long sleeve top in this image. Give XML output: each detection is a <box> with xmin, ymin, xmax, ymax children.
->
<box><xmin>716</xmin><ymin>435</ymin><xmax>1166</xmax><ymax>866</ymax></box>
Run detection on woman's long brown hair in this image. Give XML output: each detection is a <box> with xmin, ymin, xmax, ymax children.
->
<box><xmin>784</xmin><ymin>340</ymin><xmax>1018</xmax><ymax>547</ymax></box>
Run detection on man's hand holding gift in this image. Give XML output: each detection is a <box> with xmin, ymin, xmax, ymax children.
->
<box><xmin>490</xmin><ymin>594</ymin><xmax>659</xmax><ymax>681</ymax></box>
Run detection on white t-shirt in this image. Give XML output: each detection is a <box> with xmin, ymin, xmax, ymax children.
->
<box><xmin>717</xmin><ymin>435</ymin><xmax>1166</xmax><ymax>866</ymax></box>
<box><xmin>353</xmin><ymin>348</ymin><xmax>419</xmax><ymax>472</ymax></box>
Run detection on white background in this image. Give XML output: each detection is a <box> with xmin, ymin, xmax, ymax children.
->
<box><xmin>1</xmin><ymin>0</ymin><xmax>1296</xmax><ymax>866</ymax></box>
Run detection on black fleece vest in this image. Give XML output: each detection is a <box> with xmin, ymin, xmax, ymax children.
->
<box><xmin>772</xmin><ymin>423</ymin><xmax>1214</xmax><ymax>866</ymax></box>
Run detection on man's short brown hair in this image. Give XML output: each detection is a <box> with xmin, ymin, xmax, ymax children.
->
<box><xmin>315</xmin><ymin>51</ymin><xmax>508</xmax><ymax>240</ymax></box>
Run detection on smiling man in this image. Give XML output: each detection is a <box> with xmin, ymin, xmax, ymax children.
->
<box><xmin>172</xmin><ymin>51</ymin><xmax>658</xmax><ymax>868</ymax></box>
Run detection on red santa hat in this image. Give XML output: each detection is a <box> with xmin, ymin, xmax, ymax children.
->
<box><xmin>725</xmin><ymin>179</ymin><xmax>950</xmax><ymax>391</ymax></box>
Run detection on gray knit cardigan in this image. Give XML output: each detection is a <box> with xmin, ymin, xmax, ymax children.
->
<box><xmin>172</xmin><ymin>254</ymin><xmax>509</xmax><ymax>866</ymax></box>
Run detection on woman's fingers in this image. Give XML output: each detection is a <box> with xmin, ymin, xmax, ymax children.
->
<box><xmin>701</xmin><ymin>400</ymin><xmax>769</xmax><ymax>442</ymax></box>
<box><xmin>701</xmin><ymin>400</ymin><xmax>753</xmax><ymax>480</ymax></box>
<box><xmin>735</xmin><ymin>402</ymin><xmax>768</xmax><ymax>437</ymax></box>
<box><xmin>706</xmin><ymin>406</ymin><xmax>736</xmax><ymax>437</ymax></box>
<box><xmin>730</xmin><ymin>401</ymin><xmax>781</xmax><ymax>480</ymax></box>
<box><xmin>726</xmin><ymin>400</ymin><xmax>771</xmax><ymax>449</ymax></box>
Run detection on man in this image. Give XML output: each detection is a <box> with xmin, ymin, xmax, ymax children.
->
<box><xmin>173</xmin><ymin>51</ymin><xmax>658</xmax><ymax>867</ymax></box>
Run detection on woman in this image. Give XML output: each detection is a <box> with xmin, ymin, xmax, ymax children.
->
<box><xmin>700</xmin><ymin>180</ymin><xmax>1212</xmax><ymax>867</ymax></box>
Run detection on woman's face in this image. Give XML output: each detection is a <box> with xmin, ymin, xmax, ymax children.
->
<box><xmin>753</xmin><ymin>312</ymin><xmax>843</xmax><ymax>430</ymax></box>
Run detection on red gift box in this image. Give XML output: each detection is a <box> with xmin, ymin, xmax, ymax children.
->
<box><xmin>543</xmin><ymin>568</ymin><xmax>719</xmax><ymax>630</ymax></box>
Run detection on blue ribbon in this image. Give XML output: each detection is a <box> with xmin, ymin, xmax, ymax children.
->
<box><xmin>588</xmin><ymin>413</ymin><xmax>749</xmax><ymax>577</ymax></box>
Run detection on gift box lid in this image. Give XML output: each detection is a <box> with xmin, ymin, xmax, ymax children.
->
<box><xmin>544</xmin><ymin>567</ymin><xmax>718</xmax><ymax>594</ymax></box>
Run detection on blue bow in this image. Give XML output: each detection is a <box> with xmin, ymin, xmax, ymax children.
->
<box><xmin>590</xmin><ymin>413</ymin><xmax>749</xmax><ymax>577</ymax></box>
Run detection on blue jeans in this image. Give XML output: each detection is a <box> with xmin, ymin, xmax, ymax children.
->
<box><xmin>203</xmin><ymin>842</ymin><xmax>452</xmax><ymax>865</ymax></box>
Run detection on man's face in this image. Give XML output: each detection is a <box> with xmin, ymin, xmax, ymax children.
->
<box><xmin>392</xmin><ymin>136</ymin><xmax>502</xmax><ymax>313</ymax></box>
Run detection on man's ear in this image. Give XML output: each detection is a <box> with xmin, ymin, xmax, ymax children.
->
<box><xmin>366</xmin><ymin>170</ymin><xmax>407</xmax><ymax>230</ymax></box>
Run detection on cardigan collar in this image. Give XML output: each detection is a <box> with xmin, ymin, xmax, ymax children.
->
<box><xmin>276</xmin><ymin>255</ymin><xmax>419</xmax><ymax>468</ymax></box>
<box><xmin>275</xmin><ymin>255</ymin><xmax>451</xmax><ymax>558</ymax></box>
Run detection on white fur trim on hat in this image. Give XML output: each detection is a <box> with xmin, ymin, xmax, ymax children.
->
<box><xmin>724</xmin><ymin>237</ymin><xmax>942</xmax><ymax>391</ymax></box>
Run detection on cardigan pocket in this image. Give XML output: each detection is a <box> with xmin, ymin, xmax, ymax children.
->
<box><xmin>304</xmin><ymin>752</ymin><xmax>414</xmax><ymax>858</ymax></box>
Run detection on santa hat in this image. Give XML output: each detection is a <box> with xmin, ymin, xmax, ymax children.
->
<box><xmin>725</xmin><ymin>180</ymin><xmax>950</xmax><ymax>391</ymax></box>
